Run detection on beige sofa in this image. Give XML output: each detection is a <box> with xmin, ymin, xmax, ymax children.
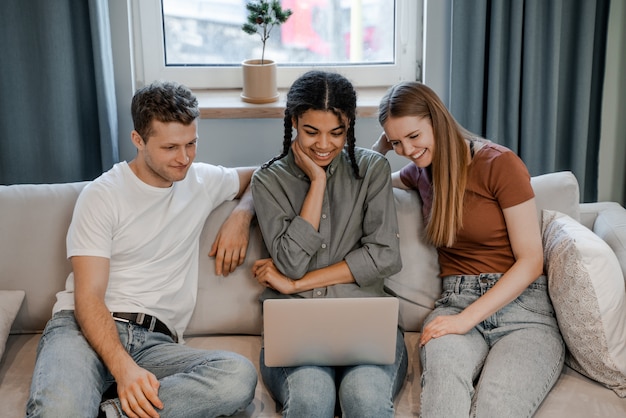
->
<box><xmin>1</xmin><ymin>171</ymin><xmax>625</xmax><ymax>417</ymax></box>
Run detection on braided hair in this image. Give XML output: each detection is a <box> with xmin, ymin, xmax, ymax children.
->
<box><xmin>262</xmin><ymin>71</ymin><xmax>361</xmax><ymax>178</ymax></box>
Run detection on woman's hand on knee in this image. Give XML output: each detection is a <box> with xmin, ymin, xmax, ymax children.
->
<box><xmin>419</xmin><ymin>314</ymin><xmax>474</xmax><ymax>347</ymax></box>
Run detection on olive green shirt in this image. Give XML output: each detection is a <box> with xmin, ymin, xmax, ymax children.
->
<box><xmin>251</xmin><ymin>147</ymin><xmax>401</xmax><ymax>300</ymax></box>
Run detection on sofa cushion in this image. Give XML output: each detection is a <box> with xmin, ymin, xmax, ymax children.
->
<box><xmin>383</xmin><ymin>171</ymin><xmax>581</xmax><ymax>334</ymax></box>
<box><xmin>531</xmin><ymin>171</ymin><xmax>580</xmax><ymax>222</ymax></box>
<box><xmin>0</xmin><ymin>182</ymin><xmax>88</xmax><ymax>333</ymax></box>
<box><xmin>187</xmin><ymin>188</ymin><xmax>445</xmax><ymax>336</ymax></box>
<box><xmin>0</xmin><ymin>290</ymin><xmax>25</xmax><ymax>361</ymax></box>
<box><xmin>185</xmin><ymin>200</ymin><xmax>268</xmax><ymax>337</ymax></box>
<box><xmin>590</xmin><ymin>203</ymin><xmax>626</xmax><ymax>284</ymax></box>
<box><xmin>385</xmin><ymin>189</ymin><xmax>441</xmax><ymax>333</ymax></box>
<box><xmin>542</xmin><ymin>209</ymin><xmax>626</xmax><ymax>397</ymax></box>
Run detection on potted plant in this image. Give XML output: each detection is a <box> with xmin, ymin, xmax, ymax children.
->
<box><xmin>240</xmin><ymin>0</ymin><xmax>292</xmax><ymax>104</ymax></box>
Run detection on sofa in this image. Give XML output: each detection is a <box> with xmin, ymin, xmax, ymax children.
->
<box><xmin>1</xmin><ymin>170</ymin><xmax>625</xmax><ymax>417</ymax></box>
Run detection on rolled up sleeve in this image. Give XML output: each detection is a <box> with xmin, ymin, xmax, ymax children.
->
<box><xmin>344</xmin><ymin>158</ymin><xmax>402</xmax><ymax>286</ymax></box>
<box><xmin>252</xmin><ymin>171</ymin><xmax>322</xmax><ymax>279</ymax></box>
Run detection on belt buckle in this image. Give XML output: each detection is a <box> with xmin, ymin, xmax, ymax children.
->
<box><xmin>112</xmin><ymin>312</ymin><xmax>172</xmax><ymax>341</ymax></box>
<box><xmin>134</xmin><ymin>313</ymin><xmax>157</xmax><ymax>332</ymax></box>
<box><xmin>112</xmin><ymin>313</ymin><xmax>130</xmax><ymax>323</ymax></box>
<box><xmin>147</xmin><ymin>316</ymin><xmax>157</xmax><ymax>332</ymax></box>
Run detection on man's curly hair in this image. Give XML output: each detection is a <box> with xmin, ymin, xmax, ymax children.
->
<box><xmin>131</xmin><ymin>81</ymin><xmax>199</xmax><ymax>141</ymax></box>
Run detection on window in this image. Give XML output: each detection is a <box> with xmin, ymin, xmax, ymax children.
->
<box><xmin>132</xmin><ymin>0</ymin><xmax>421</xmax><ymax>89</ymax></box>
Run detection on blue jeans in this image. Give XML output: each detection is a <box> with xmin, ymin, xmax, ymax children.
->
<box><xmin>419</xmin><ymin>274</ymin><xmax>565</xmax><ymax>418</ymax></box>
<box><xmin>260</xmin><ymin>328</ymin><xmax>408</xmax><ymax>418</ymax></box>
<box><xmin>26</xmin><ymin>310</ymin><xmax>257</xmax><ymax>418</ymax></box>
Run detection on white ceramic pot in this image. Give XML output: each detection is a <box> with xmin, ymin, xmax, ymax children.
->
<box><xmin>241</xmin><ymin>59</ymin><xmax>280</xmax><ymax>104</ymax></box>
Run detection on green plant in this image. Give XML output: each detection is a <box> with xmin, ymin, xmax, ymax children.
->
<box><xmin>241</xmin><ymin>0</ymin><xmax>292</xmax><ymax>65</ymax></box>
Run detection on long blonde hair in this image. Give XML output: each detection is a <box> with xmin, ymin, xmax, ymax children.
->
<box><xmin>378</xmin><ymin>82</ymin><xmax>473</xmax><ymax>247</ymax></box>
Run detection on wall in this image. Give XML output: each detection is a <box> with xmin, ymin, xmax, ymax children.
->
<box><xmin>598</xmin><ymin>0</ymin><xmax>626</xmax><ymax>205</ymax></box>
<box><xmin>108</xmin><ymin>0</ymin><xmax>414</xmax><ymax>173</ymax></box>
<box><xmin>110</xmin><ymin>0</ymin><xmax>625</xmax><ymax>202</ymax></box>
<box><xmin>422</xmin><ymin>0</ymin><xmax>451</xmax><ymax>104</ymax></box>
<box><xmin>193</xmin><ymin>117</ymin><xmax>408</xmax><ymax>172</ymax></box>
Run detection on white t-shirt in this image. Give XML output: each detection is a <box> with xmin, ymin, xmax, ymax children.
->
<box><xmin>53</xmin><ymin>161</ymin><xmax>239</xmax><ymax>340</ymax></box>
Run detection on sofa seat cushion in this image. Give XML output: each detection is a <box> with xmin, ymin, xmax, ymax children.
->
<box><xmin>0</xmin><ymin>334</ymin><xmax>40</xmax><ymax>416</ymax></box>
<box><xmin>542</xmin><ymin>210</ymin><xmax>626</xmax><ymax>396</ymax></box>
<box><xmin>2</xmin><ymin>333</ymin><xmax>626</xmax><ymax>417</ymax></box>
<box><xmin>0</xmin><ymin>290</ymin><xmax>25</xmax><ymax>361</ymax></box>
<box><xmin>184</xmin><ymin>333</ymin><xmax>422</xmax><ymax>417</ymax></box>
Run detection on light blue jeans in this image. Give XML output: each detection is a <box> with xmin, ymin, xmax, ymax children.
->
<box><xmin>419</xmin><ymin>274</ymin><xmax>565</xmax><ymax>418</ymax></box>
<box><xmin>26</xmin><ymin>310</ymin><xmax>257</xmax><ymax>418</ymax></box>
<box><xmin>260</xmin><ymin>328</ymin><xmax>408</xmax><ymax>418</ymax></box>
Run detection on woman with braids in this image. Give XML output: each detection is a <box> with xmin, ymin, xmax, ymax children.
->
<box><xmin>251</xmin><ymin>70</ymin><xmax>408</xmax><ymax>418</ymax></box>
<box><xmin>373</xmin><ymin>81</ymin><xmax>564</xmax><ymax>417</ymax></box>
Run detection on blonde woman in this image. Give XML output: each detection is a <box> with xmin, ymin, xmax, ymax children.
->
<box><xmin>373</xmin><ymin>81</ymin><xmax>564</xmax><ymax>417</ymax></box>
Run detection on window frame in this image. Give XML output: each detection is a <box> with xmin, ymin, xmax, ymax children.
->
<box><xmin>132</xmin><ymin>0</ymin><xmax>422</xmax><ymax>89</ymax></box>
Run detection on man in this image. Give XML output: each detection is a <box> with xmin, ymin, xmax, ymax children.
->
<box><xmin>26</xmin><ymin>81</ymin><xmax>258</xmax><ymax>418</ymax></box>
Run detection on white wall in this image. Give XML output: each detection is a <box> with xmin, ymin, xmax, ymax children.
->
<box><xmin>108</xmin><ymin>0</ymin><xmax>412</xmax><ymax>173</ymax></box>
<box><xmin>193</xmin><ymin>117</ymin><xmax>408</xmax><ymax>171</ymax></box>
<box><xmin>110</xmin><ymin>0</ymin><xmax>625</xmax><ymax>202</ymax></box>
<box><xmin>422</xmin><ymin>0</ymin><xmax>452</xmax><ymax>105</ymax></box>
<box><xmin>599</xmin><ymin>0</ymin><xmax>626</xmax><ymax>205</ymax></box>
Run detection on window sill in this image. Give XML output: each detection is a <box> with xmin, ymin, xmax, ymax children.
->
<box><xmin>194</xmin><ymin>87</ymin><xmax>388</xmax><ymax>119</ymax></box>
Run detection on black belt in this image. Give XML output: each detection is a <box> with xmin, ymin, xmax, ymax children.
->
<box><xmin>112</xmin><ymin>312</ymin><xmax>177</xmax><ymax>342</ymax></box>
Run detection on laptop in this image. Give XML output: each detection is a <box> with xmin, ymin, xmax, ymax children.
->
<box><xmin>263</xmin><ymin>297</ymin><xmax>399</xmax><ymax>367</ymax></box>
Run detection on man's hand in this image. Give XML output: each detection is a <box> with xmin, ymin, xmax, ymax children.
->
<box><xmin>73</xmin><ymin>256</ymin><xmax>162</xmax><ymax>416</ymax></box>
<box><xmin>116</xmin><ymin>362</ymin><xmax>162</xmax><ymax>418</ymax></box>
<box><xmin>253</xmin><ymin>258</ymin><xmax>298</xmax><ymax>294</ymax></box>
<box><xmin>209</xmin><ymin>208</ymin><xmax>251</xmax><ymax>276</ymax></box>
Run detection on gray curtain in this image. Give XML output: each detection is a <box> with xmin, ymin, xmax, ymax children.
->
<box><xmin>0</xmin><ymin>0</ymin><xmax>118</xmax><ymax>185</ymax></box>
<box><xmin>449</xmin><ymin>0</ymin><xmax>610</xmax><ymax>202</ymax></box>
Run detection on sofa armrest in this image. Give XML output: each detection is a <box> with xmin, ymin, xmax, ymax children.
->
<box><xmin>580</xmin><ymin>201</ymin><xmax>626</xmax><ymax>282</ymax></box>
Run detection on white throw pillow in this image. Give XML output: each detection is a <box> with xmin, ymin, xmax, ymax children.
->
<box><xmin>542</xmin><ymin>210</ymin><xmax>626</xmax><ymax>397</ymax></box>
<box><xmin>0</xmin><ymin>290</ymin><xmax>25</xmax><ymax>361</ymax></box>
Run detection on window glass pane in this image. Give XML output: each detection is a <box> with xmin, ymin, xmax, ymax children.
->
<box><xmin>162</xmin><ymin>0</ymin><xmax>395</xmax><ymax>67</ymax></box>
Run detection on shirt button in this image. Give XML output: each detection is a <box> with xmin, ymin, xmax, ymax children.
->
<box><xmin>316</xmin><ymin>290</ymin><xmax>322</xmax><ymax>296</ymax></box>
<box><xmin>321</xmin><ymin>243</ymin><xmax>327</xmax><ymax>249</ymax></box>
<box><xmin>322</xmin><ymin>214</ymin><xmax>327</xmax><ymax>219</ymax></box>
